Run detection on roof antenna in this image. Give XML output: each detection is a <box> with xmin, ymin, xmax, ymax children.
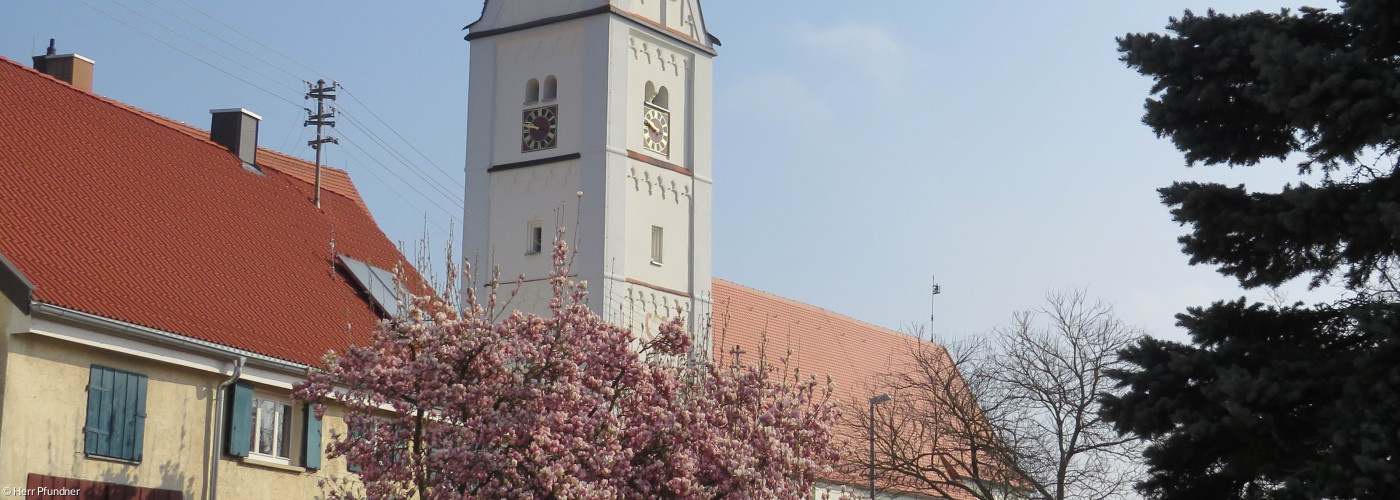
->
<box><xmin>930</xmin><ymin>275</ymin><xmax>942</xmax><ymax>340</ymax></box>
<box><xmin>47</xmin><ymin>38</ymin><xmax>57</xmax><ymax>56</ymax></box>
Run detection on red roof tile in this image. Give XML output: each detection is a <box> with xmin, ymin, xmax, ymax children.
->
<box><xmin>0</xmin><ymin>56</ymin><xmax>416</xmax><ymax>366</ymax></box>
<box><xmin>711</xmin><ymin>278</ymin><xmax>924</xmax><ymax>404</ymax></box>
<box><xmin>710</xmin><ymin>278</ymin><xmax>976</xmax><ymax>498</ymax></box>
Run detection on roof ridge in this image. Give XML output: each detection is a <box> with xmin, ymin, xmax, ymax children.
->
<box><xmin>712</xmin><ymin>277</ymin><xmax>919</xmax><ymax>341</ymax></box>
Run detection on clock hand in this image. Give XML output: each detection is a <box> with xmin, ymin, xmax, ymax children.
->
<box><xmin>524</xmin><ymin>123</ymin><xmax>539</xmax><ymax>131</ymax></box>
<box><xmin>645</xmin><ymin>121</ymin><xmax>659</xmax><ymax>132</ymax></box>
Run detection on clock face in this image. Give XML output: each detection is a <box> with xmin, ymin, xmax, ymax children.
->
<box><xmin>642</xmin><ymin>105</ymin><xmax>670</xmax><ymax>156</ymax></box>
<box><xmin>522</xmin><ymin>105</ymin><xmax>558</xmax><ymax>153</ymax></box>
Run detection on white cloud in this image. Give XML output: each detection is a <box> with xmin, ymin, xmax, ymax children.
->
<box><xmin>786</xmin><ymin>21</ymin><xmax>909</xmax><ymax>88</ymax></box>
<box><xmin>720</xmin><ymin>70</ymin><xmax>833</xmax><ymax>131</ymax></box>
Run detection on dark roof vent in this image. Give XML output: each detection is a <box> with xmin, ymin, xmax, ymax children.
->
<box><xmin>32</xmin><ymin>39</ymin><xmax>95</xmax><ymax>92</ymax></box>
<box><xmin>209</xmin><ymin>108</ymin><xmax>261</xmax><ymax>173</ymax></box>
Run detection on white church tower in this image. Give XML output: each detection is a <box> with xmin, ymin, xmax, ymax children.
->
<box><xmin>462</xmin><ymin>0</ymin><xmax>717</xmax><ymax>350</ymax></box>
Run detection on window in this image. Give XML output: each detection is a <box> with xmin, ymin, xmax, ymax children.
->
<box><xmin>226</xmin><ymin>381</ymin><xmax>323</xmax><ymax>470</ymax></box>
<box><xmin>526</xmin><ymin>78</ymin><xmax>540</xmax><ymax>104</ymax></box>
<box><xmin>646</xmin><ymin>81</ymin><xmax>669</xmax><ymax>110</ymax></box>
<box><xmin>651</xmin><ymin>226</ymin><xmax>664</xmax><ymax>265</ymax></box>
<box><xmin>84</xmin><ymin>365</ymin><xmax>148</xmax><ymax>462</ymax></box>
<box><xmin>543</xmin><ymin>75</ymin><xmax>557</xmax><ymax>100</ymax></box>
<box><xmin>249</xmin><ymin>396</ymin><xmax>294</xmax><ymax>464</ymax></box>
<box><xmin>527</xmin><ymin>222</ymin><xmax>544</xmax><ymax>255</ymax></box>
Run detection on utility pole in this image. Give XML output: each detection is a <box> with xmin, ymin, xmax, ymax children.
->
<box><xmin>305</xmin><ymin>79</ymin><xmax>339</xmax><ymax>208</ymax></box>
<box><xmin>930</xmin><ymin>275</ymin><xmax>942</xmax><ymax>338</ymax></box>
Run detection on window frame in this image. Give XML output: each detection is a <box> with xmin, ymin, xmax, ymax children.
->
<box><xmin>650</xmin><ymin>225</ymin><xmax>664</xmax><ymax>266</ymax></box>
<box><xmin>527</xmin><ymin>221</ymin><xmax>544</xmax><ymax>255</ymax></box>
<box><xmin>248</xmin><ymin>394</ymin><xmax>296</xmax><ymax>465</ymax></box>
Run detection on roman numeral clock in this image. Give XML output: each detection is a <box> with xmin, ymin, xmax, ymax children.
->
<box><xmin>522</xmin><ymin>105</ymin><xmax>558</xmax><ymax>152</ymax></box>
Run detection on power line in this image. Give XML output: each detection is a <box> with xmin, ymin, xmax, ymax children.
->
<box><xmin>338</xmin><ymin>110</ymin><xmax>462</xmax><ymax>202</ymax></box>
<box><xmin>72</xmin><ymin>0</ymin><xmax>306</xmax><ymax>111</ymax></box>
<box><xmin>132</xmin><ymin>0</ymin><xmax>308</xmax><ymax>85</ymax></box>
<box><xmin>170</xmin><ymin>0</ymin><xmax>329</xmax><ymax>81</ymax></box>
<box><xmin>108</xmin><ymin>0</ymin><xmax>301</xmax><ymax>94</ymax></box>
<box><xmin>338</xmin><ymin>133</ymin><xmax>463</xmax><ymax>219</ymax></box>
<box><xmin>25</xmin><ymin>0</ymin><xmax>293</xmax><ymax>123</ymax></box>
<box><xmin>341</xmin><ymin>86</ymin><xmax>464</xmax><ymax>189</ymax></box>
<box><xmin>111</xmin><ymin>1</ymin><xmax>463</xmax><ymax>206</ymax></box>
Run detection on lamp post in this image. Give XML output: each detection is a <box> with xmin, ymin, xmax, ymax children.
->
<box><xmin>869</xmin><ymin>393</ymin><xmax>891</xmax><ymax>499</ymax></box>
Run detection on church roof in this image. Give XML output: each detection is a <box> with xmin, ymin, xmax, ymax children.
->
<box><xmin>710</xmin><ymin>279</ymin><xmax>980</xmax><ymax>499</ymax></box>
<box><xmin>710</xmin><ymin>278</ymin><xmax>925</xmax><ymax>407</ymax></box>
<box><xmin>0</xmin><ymin>55</ymin><xmax>419</xmax><ymax>367</ymax></box>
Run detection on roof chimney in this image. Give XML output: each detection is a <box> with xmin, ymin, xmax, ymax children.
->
<box><xmin>32</xmin><ymin>39</ymin><xmax>95</xmax><ymax>92</ymax></box>
<box><xmin>209</xmin><ymin>108</ymin><xmax>262</xmax><ymax>173</ymax></box>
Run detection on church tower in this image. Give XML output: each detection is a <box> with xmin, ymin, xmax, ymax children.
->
<box><xmin>462</xmin><ymin>0</ymin><xmax>717</xmax><ymax>350</ymax></box>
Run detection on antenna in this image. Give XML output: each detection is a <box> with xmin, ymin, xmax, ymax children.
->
<box><xmin>305</xmin><ymin>79</ymin><xmax>339</xmax><ymax>208</ymax></box>
<box><xmin>930</xmin><ymin>275</ymin><xmax>942</xmax><ymax>338</ymax></box>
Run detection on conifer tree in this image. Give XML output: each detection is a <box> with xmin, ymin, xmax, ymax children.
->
<box><xmin>1103</xmin><ymin>2</ymin><xmax>1400</xmax><ymax>498</ymax></box>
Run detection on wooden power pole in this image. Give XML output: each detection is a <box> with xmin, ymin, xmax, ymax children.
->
<box><xmin>305</xmin><ymin>79</ymin><xmax>339</xmax><ymax>207</ymax></box>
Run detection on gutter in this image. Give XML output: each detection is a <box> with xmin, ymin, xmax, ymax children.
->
<box><xmin>30</xmin><ymin>302</ymin><xmax>309</xmax><ymax>374</ymax></box>
<box><xmin>208</xmin><ymin>356</ymin><xmax>244</xmax><ymax>500</ymax></box>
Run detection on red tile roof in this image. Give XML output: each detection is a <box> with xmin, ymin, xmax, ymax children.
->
<box><xmin>711</xmin><ymin>278</ymin><xmax>923</xmax><ymax>405</ymax></box>
<box><xmin>0</xmin><ymin>56</ymin><xmax>417</xmax><ymax>366</ymax></box>
<box><xmin>710</xmin><ymin>279</ymin><xmax>975</xmax><ymax>499</ymax></box>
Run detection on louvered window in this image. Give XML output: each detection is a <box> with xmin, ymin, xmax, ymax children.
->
<box><xmin>84</xmin><ymin>365</ymin><xmax>148</xmax><ymax>462</ymax></box>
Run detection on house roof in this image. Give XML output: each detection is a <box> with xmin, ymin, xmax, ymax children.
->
<box><xmin>0</xmin><ymin>55</ymin><xmax>417</xmax><ymax>367</ymax></box>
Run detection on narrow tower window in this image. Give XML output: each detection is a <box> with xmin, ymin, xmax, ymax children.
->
<box><xmin>650</xmin><ymin>226</ymin><xmax>664</xmax><ymax>265</ymax></box>
<box><xmin>527</xmin><ymin>222</ymin><xmax>543</xmax><ymax>255</ymax></box>
<box><xmin>543</xmin><ymin>75</ymin><xmax>558</xmax><ymax>101</ymax></box>
<box><xmin>525</xmin><ymin>79</ymin><xmax>540</xmax><ymax>104</ymax></box>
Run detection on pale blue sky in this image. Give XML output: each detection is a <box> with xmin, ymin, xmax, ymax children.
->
<box><xmin>0</xmin><ymin>0</ymin><xmax>1342</xmax><ymax>342</ymax></box>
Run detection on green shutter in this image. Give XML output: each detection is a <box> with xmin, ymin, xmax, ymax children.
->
<box><xmin>227</xmin><ymin>381</ymin><xmax>253</xmax><ymax>457</ymax></box>
<box><xmin>109</xmin><ymin>372</ymin><xmax>129</xmax><ymax>458</ymax></box>
<box><xmin>302</xmin><ymin>405</ymin><xmax>323</xmax><ymax>470</ymax></box>
<box><xmin>84</xmin><ymin>366</ymin><xmax>112</xmax><ymax>456</ymax></box>
<box><xmin>130</xmin><ymin>374</ymin><xmax>148</xmax><ymax>461</ymax></box>
<box><xmin>84</xmin><ymin>366</ymin><xmax>148</xmax><ymax>462</ymax></box>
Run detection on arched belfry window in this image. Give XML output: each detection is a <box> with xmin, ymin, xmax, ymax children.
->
<box><xmin>645</xmin><ymin>81</ymin><xmax>669</xmax><ymax>109</ymax></box>
<box><xmin>543</xmin><ymin>75</ymin><xmax>557</xmax><ymax>101</ymax></box>
<box><xmin>525</xmin><ymin>78</ymin><xmax>540</xmax><ymax>104</ymax></box>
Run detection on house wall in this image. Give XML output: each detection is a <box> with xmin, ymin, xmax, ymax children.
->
<box><xmin>0</xmin><ymin>331</ymin><xmax>354</xmax><ymax>500</ymax></box>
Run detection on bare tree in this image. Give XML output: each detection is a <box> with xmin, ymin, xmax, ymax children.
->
<box><xmin>853</xmin><ymin>290</ymin><xmax>1144</xmax><ymax>500</ymax></box>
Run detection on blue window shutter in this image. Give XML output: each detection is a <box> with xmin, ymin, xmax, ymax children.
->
<box><xmin>84</xmin><ymin>366</ymin><xmax>148</xmax><ymax>462</ymax></box>
<box><xmin>227</xmin><ymin>381</ymin><xmax>253</xmax><ymax>457</ymax></box>
<box><xmin>130</xmin><ymin>374</ymin><xmax>148</xmax><ymax>462</ymax></box>
<box><xmin>302</xmin><ymin>405</ymin><xmax>323</xmax><ymax>470</ymax></box>
<box><xmin>109</xmin><ymin>371</ymin><xmax>129</xmax><ymax>458</ymax></box>
<box><xmin>84</xmin><ymin>366</ymin><xmax>112</xmax><ymax>456</ymax></box>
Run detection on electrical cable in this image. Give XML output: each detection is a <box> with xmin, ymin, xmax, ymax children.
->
<box><xmin>338</xmin><ymin>110</ymin><xmax>461</xmax><ymax>202</ymax></box>
<box><xmin>133</xmin><ymin>0</ymin><xmax>308</xmax><ymax>84</ymax></box>
<box><xmin>72</xmin><ymin>0</ymin><xmax>306</xmax><ymax>111</ymax></box>
<box><xmin>107</xmin><ymin>0</ymin><xmax>302</xmax><ymax>94</ymax></box>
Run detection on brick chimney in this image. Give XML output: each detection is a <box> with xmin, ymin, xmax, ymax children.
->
<box><xmin>209</xmin><ymin>109</ymin><xmax>262</xmax><ymax>173</ymax></box>
<box><xmin>31</xmin><ymin>39</ymin><xmax>94</xmax><ymax>92</ymax></box>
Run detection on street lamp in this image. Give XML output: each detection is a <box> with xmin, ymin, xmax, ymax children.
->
<box><xmin>869</xmin><ymin>393</ymin><xmax>891</xmax><ymax>499</ymax></box>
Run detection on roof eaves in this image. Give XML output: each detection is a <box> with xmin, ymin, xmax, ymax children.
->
<box><xmin>0</xmin><ymin>250</ymin><xmax>35</xmax><ymax>315</ymax></box>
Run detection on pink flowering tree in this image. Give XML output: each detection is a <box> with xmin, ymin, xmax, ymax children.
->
<box><xmin>294</xmin><ymin>236</ymin><xmax>848</xmax><ymax>500</ymax></box>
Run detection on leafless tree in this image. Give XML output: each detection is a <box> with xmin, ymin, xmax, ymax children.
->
<box><xmin>851</xmin><ymin>290</ymin><xmax>1144</xmax><ymax>500</ymax></box>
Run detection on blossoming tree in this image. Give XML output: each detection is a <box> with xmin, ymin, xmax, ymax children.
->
<box><xmin>295</xmin><ymin>236</ymin><xmax>847</xmax><ymax>499</ymax></box>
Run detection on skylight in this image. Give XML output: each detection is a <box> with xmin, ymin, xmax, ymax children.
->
<box><xmin>337</xmin><ymin>255</ymin><xmax>403</xmax><ymax>318</ymax></box>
